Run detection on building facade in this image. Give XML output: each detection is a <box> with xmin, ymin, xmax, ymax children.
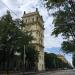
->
<box><xmin>57</xmin><ymin>55</ymin><xmax>68</xmax><ymax>63</ymax></box>
<box><xmin>22</xmin><ymin>9</ymin><xmax>45</xmax><ymax>71</ymax></box>
<box><xmin>57</xmin><ymin>54</ymin><xmax>72</xmax><ymax>68</ymax></box>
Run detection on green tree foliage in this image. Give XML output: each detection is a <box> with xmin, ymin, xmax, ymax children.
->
<box><xmin>0</xmin><ymin>11</ymin><xmax>38</xmax><ymax>71</ymax></box>
<box><xmin>44</xmin><ymin>52</ymin><xmax>71</xmax><ymax>70</ymax></box>
<box><xmin>45</xmin><ymin>52</ymin><xmax>57</xmax><ymax>69</ymax></box>
<box><xmin>0</xmin><ymin>11</ymin><xmax>22</xmax><ymax>70</ymax></box>
<box><xmin>24</xmin><ymin>46</ymin><xmax>39</xmax><ymax>71</ymax></box>
<box><xmin>44</xmin><ymin>0</ymin><xmax>75</xmax><ymax>53</ymax></box>
<box><xmin>72</xmin><ymin>54</ymin><xmax>75</xmax><ymax>67</ymax></box>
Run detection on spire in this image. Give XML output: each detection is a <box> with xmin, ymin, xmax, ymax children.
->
<box><xmin>36</xmin><ymin>8</ymin><xmax>38</xmax><ymax>12</ymax></box>
<box><xmin>24</xmin><ymin>11</ymin><xmax>26</xmax><ymax>14</ymax></box>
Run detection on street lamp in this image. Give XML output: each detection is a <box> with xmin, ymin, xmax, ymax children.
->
<box><xmin>24</xmin><ymin>45</ymin><xmax>26</xmax><ymax>71</ymax></box>
<box><xmin>23</xmin><ymin>45</ymin><xmax>26</xmax><ymax>75</ymax></box>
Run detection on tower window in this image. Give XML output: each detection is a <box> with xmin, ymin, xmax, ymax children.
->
<box><xmin>32</xmin><ymin>17</ymin><xmax>34</xmax><ymax>22</ymax></box>
<box><xmin>26</xmin><ymin>19</ymin><xmax>27</xmax><ymax>23</ymax></box>
<box><xmin>37</xmin><ymin>17</ymin><xmax>38</xmax><ymax>20</ymax></box>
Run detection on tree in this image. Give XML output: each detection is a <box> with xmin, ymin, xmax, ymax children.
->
<box><xmin>44</xmin><ymin>0</ymin><xmax>75</xmax><ymax>53</ymax></box>
<box><xmin>44</xmin><ymin>0</ymin><xmax>75</xmax><ymax>67</ymax></box>
<box><xmin>25</xmin><ymin>46</ymin><xmax>38</xmax><ymax>71</ymax></box>
<box><xmin>0</xmin><ymin>11</ymin><xmax>38</xmax><ymax>71</ymax></box>
<box><xmin>0</xmin><ymin>11</ymin><xmax>20</xmax><ymax>70</ymax></box>
<box><xmin>45</xmin><ymin>52</ymin><xmax>57</xmax><ymax>69</ymax></box>
<box><xmin>72</xmin><ymin>54</ymin><xmax>75</xmax><ymax>67</ymax></box>
<box><xmin>44</xmin><ymin>52</ymin><xmax>72</xmax><ymax>70</ymax></box>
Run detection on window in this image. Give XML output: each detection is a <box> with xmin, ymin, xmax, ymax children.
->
<box><xmin>39</xmin><ymin>55</ymin><xmax>41</xmax><ymax>59</ymax></box>
<box><xmin>26</xmin><ymin>19</ymin><xmax>27</xmax><ymax>23</ymax></box>
<box><xmin>32</xmin><ymin>17</ymin><xmax>34</xmax><ymax>22</ymax></box>
<box><xmin>37</xmin><ymin>16</ymin><xmax>38</xmax><ymax>21</ymax></box>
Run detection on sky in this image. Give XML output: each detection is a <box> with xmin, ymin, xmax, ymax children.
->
<box><xmin>0</xmin><ymin>0</ymin><xmax>72</xmax><ymax>65</ymax></box>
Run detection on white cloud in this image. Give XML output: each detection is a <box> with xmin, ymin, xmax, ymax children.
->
<box><xmin>65</xmin><ymin>54</ymin><xmax>73</xmax><ymax>66</ymax></box>
<box><xmin>0</xmin><ymin>0</ymin><xmax>63</xmax><ymax>48</ymax></box>
<box><xmin>44</xmin><ymin>16</ymin><xmax>63</xmax><ymax>48</ymax></box>
<box><xmin>44</xmin><ymin>35</ymin><xmax>63</xmax><ymax>48</ymax></box>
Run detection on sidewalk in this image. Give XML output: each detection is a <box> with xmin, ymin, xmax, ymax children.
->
<box><xmin>0</xmin><ymin>70</ymin><xmax>60</xmax><ymax>75</ymax></box>
<box><xmin>22</xmin><ymin>70</ymin><xmax>58</xmax><ymax>75</ymax></box>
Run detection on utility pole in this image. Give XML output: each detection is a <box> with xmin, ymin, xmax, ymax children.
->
<box><xmin>24</xmin><ymin>45</ymin><xmax>26</xmax><ymax>66</ymax></box>
<box><xmin>23</xmin><ymin>45</ymin><xmax>26</xmax><ymax>74</ymax></box>
<box><xmin>23</xmin><ymin>45</ymin><xmax>26</xmax><ymax>75</ymax></box>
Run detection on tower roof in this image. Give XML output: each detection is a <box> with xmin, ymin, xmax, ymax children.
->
<box><xmin>22</xmin><ymin>8</ymin><xmax>44</xmax><ymax>23</ymax></box>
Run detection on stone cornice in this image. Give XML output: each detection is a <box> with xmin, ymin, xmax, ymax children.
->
<box><xmin>22</xmin><ymin>11</ymin><xmax>39</xmax><ymax>18</ymax></box>
<box><xmin>24</xmin><ymin>21</ymin><xmax>45</xmax><ymax>30</ymax></box>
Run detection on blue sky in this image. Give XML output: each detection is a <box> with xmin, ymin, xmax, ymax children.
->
<box><xmin>0</xmin><ymin>0</ymin><xmax>72</xmax><ymax>65</ymax></box>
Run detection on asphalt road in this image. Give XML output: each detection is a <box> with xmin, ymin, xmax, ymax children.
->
<box><xmin>35</xmin><ymin>70</ymin><xmax>75</xmax><ymax>75</ymax></box>
<box><xmin>1</xmin><ymin>70</ymin><xmax>75</xmax><ymax>75</ymax></box>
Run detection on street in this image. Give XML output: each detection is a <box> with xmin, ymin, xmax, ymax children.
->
<box><xmin>0</xmin><ymin>70</ymin><xmax>75</xmax><ymax>75</ymax></box>
<box><xmin>35</xmin><ymin>70</ymin><xmax>75</xmax><ymax>75</ymax></box>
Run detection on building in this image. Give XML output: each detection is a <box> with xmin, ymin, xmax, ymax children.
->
<box><xmin>22</xmin><ymin>8</ymin><xmax>45</xmax><ymax>71</ymax></box>
<box><xmin>57</xmin><ymin>55</ymin><xmax>68</xmax><ymax>63</ymax></box>
<box><xmin>57</xmin><ymin>55</ymin><xmax>72</xmax><ymax>67</ymax></box>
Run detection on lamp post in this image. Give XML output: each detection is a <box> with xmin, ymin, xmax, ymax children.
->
<box><xmin>24</xmin><ymin>45</ymin><xmax>26</xmax><ymax>69</ymax></box>
<box><xmin>23</xmin><ymin>45</ymin><xmax>26</xmax><ymax>74</ymax></box>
